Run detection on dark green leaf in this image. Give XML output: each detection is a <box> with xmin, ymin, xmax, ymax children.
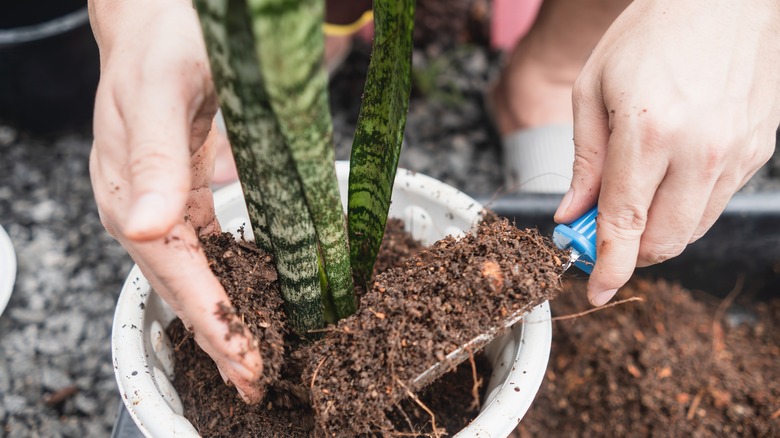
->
<box><xmin>348</xmin><ymin>0</ymin><xmax>416</xmax><ymax>287</ymax></box>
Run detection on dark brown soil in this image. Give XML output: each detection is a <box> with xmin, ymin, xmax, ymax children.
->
<box><xmin>201</xmin><ymin>231</ymin><xmax>287</xmax><ymax>393</ymax></box>
<box><xmin>515</xmin><ymin>279</ymin><xmax>780</xmax><ymax>437</ymax></box>
<box><xmin>307</xmin><ymin>216</ymin><xmax>566</xmax><ymax>436</ymax></box>
<box><xmin>169</xmin><ymin>316</ymin><xmax>491</xmax><ymax>437</ymax></box>
<box><xmin>371</xmin><ymin>218</ymin><xmax>424</xmax><ymax>277</ymax></box>
<box><xmin>169</xmin><ymin>216</ymin><xmax>566</xmax><ymax>436</ymax></box>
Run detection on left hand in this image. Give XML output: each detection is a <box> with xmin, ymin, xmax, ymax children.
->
<box><xmin>555</xmin><ymin>0</ymin><xmax>780</xmax><ymax>306</ymax></box>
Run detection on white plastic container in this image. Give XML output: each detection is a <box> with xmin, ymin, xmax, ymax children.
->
<box><xmin>112</xmin><ymin>163</ymin><xmax>552</xmax><ymax>437</ymax></box>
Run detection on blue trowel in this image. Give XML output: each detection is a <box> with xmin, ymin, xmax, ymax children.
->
<box><xmin>552</xmin><ymin>206</ymin><xmax>598</xmax><ymax>274</ymax></box>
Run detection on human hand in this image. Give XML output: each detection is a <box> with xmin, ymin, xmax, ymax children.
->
<box><xmin>555</xmin><ymin>0</ymin><xmax>780</xmax><ymax>306</ymax></box>
<box><xmin>88</xmin><ymin>0</ymin><xmax>264</xmax><ymax>402</ymax></box>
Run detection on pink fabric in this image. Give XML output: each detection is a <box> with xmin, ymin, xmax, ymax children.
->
<box><xmin>357</xmin><ymin>21</ymin><xmax>374</xmax><ymax>42</ymax></box>
<box><xmin>491</xmin><ymin>0</ymin><xmax>542</xmax><ymax>50</ymax></box>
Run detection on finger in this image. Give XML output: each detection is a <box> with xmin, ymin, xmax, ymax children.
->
<box><xmin>689</xmin><ymin>131</ymin><xmax>771</xmax><ymax>244</ymax></box>
<box><xmin>636</xmin><ymin>161</ymin><xmax>716</xmax><ymax>267</ymax></box>
<box><xmin>215</xmin><ymin>362</ymin><xmax>265</xmax><ymax>404</ymax></box>
<box><xmin>555</xmin><ymin>72</ymin><xmax>611</xmax><ymax>223</ymax></box>
<box><xmin>689</xmin><ymin>172</ymin><xmax>745</xmax><ymax>244</ymax></box>
<box><xmin>187</xmin><ymin>125</ymin><xmax>221</xmax><ymax>236</ymax></box>
<box><xmin>194</xmin><ymin>122</ymin><xmax>219</xmax><ymax>189</ymax></box>
<box><xmin>125</xmin><ymin>223</ymin><xmax>264</xmax><ymax>385</ymax></box>
<box><xmin>587</xmin><ymin>126</ymin><xmax>668</xmax><ymax>306</ymax></box>
<box><xmin>121</xmin><ymin>77</ymin><xmax>195</xmax><ymax>241</ymax></box>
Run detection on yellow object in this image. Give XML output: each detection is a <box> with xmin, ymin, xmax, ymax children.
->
<box><xmin>323</xmin><ymin>10</ymin><xmax>374</xmax><ymax>37</ymax></box>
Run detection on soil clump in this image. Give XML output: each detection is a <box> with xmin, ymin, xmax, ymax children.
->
<box><xmin>169</xmin><ymin>215</ymin><xmax>566</xmax><ymax>436</ymax></box>
<box><xmin>515</xmin><ymin>279</ymin><xmax>780</xmax><ymax>437</ymax></box>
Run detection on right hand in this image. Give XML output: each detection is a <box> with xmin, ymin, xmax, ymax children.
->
<box><xmin>88</xmin><ymin>0</ymin><xmax>264</xmax><ymax>402</ymax></box>
<box><xmin>556</xmin><ymin>0</ymin><xmax>780</xmax><ymax>307</ymax></box>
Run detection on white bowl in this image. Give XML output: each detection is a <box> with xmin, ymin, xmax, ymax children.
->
<box><xmin>0</xmin><ymin>224</ymin><xmax>16</xmax><ymax>317</ymax></box>
<box><xmin>112</xmin><ymin>163</ymin><xmax>552</xmax><ymax>437</ymax></box>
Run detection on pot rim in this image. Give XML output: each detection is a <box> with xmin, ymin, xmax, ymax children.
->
<box><xmin>0</xmin><ymin>225</ymin><xmax>16</xmax><ymax>317</ymax></box>
<box><xmin>112</xmin><ymin>164</ymin><xmax>552</xmax><ymax>437</ymax></box>
<box><xmin>0</xmin><ymin>6</ymin><xmax>89</xmax><ymax>47</ymax></box>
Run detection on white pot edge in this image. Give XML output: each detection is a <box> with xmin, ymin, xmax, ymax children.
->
<box><xmin>0</xmin><ymin>224</ymin><xmax>17</xmax><ymax>317</ymax></box>
<box><xmin>112</xmin><ymin>163</ymin><xmax>552</xmax><ymax>437</ymax></box>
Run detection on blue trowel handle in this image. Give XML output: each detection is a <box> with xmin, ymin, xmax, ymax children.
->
<box><xmin>553</xmin><ymin>206</ymin><xmax>598</xmax><ymax>274</ymax></box>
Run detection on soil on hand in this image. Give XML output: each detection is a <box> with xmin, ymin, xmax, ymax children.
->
<box><xmin>169</xmin><ymin>216</ymin><xmax>565</xmax><ymax>436</ymax></box>
<box><xmin>515</xmin><ymin>279</ymin><xmax>780</xmax><ymax>437</ymax></box>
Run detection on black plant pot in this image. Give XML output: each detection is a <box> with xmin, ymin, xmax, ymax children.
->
<box><xmin>0</xmin><ymin>1</ymin><xmax>99</xmax><ymax>133</ymax></box>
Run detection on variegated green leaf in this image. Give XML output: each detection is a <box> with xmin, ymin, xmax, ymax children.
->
<box><xmin>194</xmin><ymin>0</ymin><xmax>324</xmax><ymax>333</ymax></box>
<box><xmin>248</xmin><ymin>0</ymin><xmax>356</xmax><ymax>319</ymax></box>
<box><xmin>348</xmin><ymin>0</ymin><xmax>415</xmax><ymax>287</ymax></box>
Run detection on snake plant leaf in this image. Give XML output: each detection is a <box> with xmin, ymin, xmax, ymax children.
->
<box><xmin>248</xmin><ymin>0</ymin><xmax>356</xmax><ymax>319</ymax></box>
<box><xmin>348</xmin><ymin>0</ymin><xmax>415</xmax><ymax>287</ymax></box>
<box><xmin>195</xmin><ymin>0</ymin><xmax>324</xmax><ymax>333</ymax></box>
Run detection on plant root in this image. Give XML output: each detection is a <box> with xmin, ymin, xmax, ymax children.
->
<box><xmin>394</xmin><ymin>376</ymin><xmax>444</xmax><ymax>438</ymax></box>
<box><xmin>712</xmin><ymin>275</ymin><xmax>744</xmax><ymax>355</ymax></box>
<box><xmin>687</xmin><ymin>388</ymin><xmax>705</xmax><ymax>420</ymax></box>
<box><xmin>310</xmin><ymin>356</ymin><xmax>328</xmax><ymax>390</ymax></box>
<box><xmin>467</xmin><ymin>348</ymin><xmax>482</xmax><ymax>412</ymax></box>
<box><xmin>550</xmin><ymin>297</ymin><xmax>644</xmax><ymax>322</ymax></box>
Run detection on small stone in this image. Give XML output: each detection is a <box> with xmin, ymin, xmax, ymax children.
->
<box><xmin>30</xmin><ymin>200</ymin><xmax>59</xmax><ymax>222</ymax></box>
<box><xmin>4</xmin><ymin>394</ymin><xmax>27</xmax><ymax>415</ymax></box>
<box><xmin>74</xmin><ymin>392</ymin><xmax>100</xmax><ymax>415</ymax></box>
<box><xmin>463</xmin><ymin>50</ymin><xmax>488</xmax><ymax>76</ymax></box>
<box><xmin>5</xmin><ymin>416</ymin><xmax>32</xmax><ymax>438</ymax></box>
<box><xmin>9</xmin><ymin>307</ymin><xmax>47</xmax><ymax>324</ymax></box>
<box><xmin>41</xmin><ymin>367</ymin><xmax>74</xmax><ymax>392</ymax></box>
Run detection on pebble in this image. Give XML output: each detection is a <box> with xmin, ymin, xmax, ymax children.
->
<box><xmin>3</xmin><ymin>395</ymin><xmax>28</xmax><ymax>415</ymax></box>
<box><xmin>74</xmin><ymin>392</ymin><xmax>100</xmax><ymax>415</ymax></box>
<box><xmin>41</xmin><ymin>367</ymin><xmax>74</xmax><ymax>392</ymax></box>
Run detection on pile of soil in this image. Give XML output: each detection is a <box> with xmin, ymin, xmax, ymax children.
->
<box><xmin>516</xmin><ymin>279</ymin><xmax>780</xmax><ymax>437</ymax></box>
<box><xmin>169</xmin><ymin>216</ymin><xmax>567</xmax><ymax>436</ymax></box>
<box><xmin>307</xmin><ymin>215</ymin><xmax>566</xmax><ymax>435</ymax></box>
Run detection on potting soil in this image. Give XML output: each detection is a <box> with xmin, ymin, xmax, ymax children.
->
<box><xmin>169</xmin><ymin>216</ymin><xmax>566</xmax><ymax>436</ymax></box>
<box><xmin>515</xmin><ymin>279</ymin><xmax>780</xmax><ymax>437</ymax></box>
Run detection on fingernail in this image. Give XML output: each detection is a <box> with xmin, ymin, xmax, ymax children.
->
<box><xmin>236</xmin><ymin>387</ymin><xmax>251</xmax><ymax>403</ymax></box>
<box><xmin>228</xmin><ymin>360</ymin><xmax>257</xmax><ymax>381</ymax></box>
<box><xmin>589</xmin><ymin>288</ymin><xmax>618</xmax><ymax>307</ymax></box>
<box><xmin>554</xmin><ymin>188</ymin><xmax>574</xmax><ymax>221</ymax></box>
<box><xmin>217</xmin><ymin>366</ymin><xmax>230</xmax><ymax>384</ymax></box>
<box><xmin>126</xmin><ymin>192</ymin><xmax>167</xmax><ymax>236</ymax></box>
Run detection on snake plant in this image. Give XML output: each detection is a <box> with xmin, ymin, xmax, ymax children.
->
<box><xmin>194</xmin><ymin>0</ymin><xmax>414</xmax><ymax>334</ymax></box>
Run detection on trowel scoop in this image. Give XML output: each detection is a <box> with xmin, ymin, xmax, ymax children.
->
<box><xmin>412</xmin><ymin>206</ymin><xmax>599</xmax><ymax>387</ymax></box>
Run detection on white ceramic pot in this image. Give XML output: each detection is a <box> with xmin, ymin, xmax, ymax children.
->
<box><xmin>112</xmin><ymin>162</ymin><xmax>552</xmax><ymax>437</ymax></box>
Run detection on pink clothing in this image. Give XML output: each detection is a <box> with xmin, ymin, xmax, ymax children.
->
<box><xmin>491</xmin><ymin>0</ymin><xmax>542</xmax><ymax>50</ymax></box>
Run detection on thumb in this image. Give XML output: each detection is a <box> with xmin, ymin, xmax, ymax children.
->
<box><xmin>554</xmin><ymin>76</ymin><xmax>610</xmax><ymax>223</ymax></box>
<box><xmin>122</xmin><ymin>86</ymin><xmax>194</xmax><ymax>241</ymax></box>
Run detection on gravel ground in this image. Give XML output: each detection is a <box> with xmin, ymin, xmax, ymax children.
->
<box><xmin>1</xmin><ymin>37</ymin><xmax>779</xmax><ymax>438</ymax></box>
<box><xmin>0</xmin><ymin>129</ymin><xmax>132</xmax><ymax>437</ymax></box>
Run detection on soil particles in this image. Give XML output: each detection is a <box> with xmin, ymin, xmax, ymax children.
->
<box><xmin>169</xmin><ymin>216</ymin><xmax>566</xmax><ymax>437</ymax></box>
<box><xmin>515</xmin><ymin>279</ymin><xmax>780</xmax><ymax>437</ymax></box>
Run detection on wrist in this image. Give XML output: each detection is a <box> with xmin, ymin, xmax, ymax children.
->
<box><xmin>88</xmin><ymin>0</ymin><xmax>193</xmax><ymax>55</ymax></box>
